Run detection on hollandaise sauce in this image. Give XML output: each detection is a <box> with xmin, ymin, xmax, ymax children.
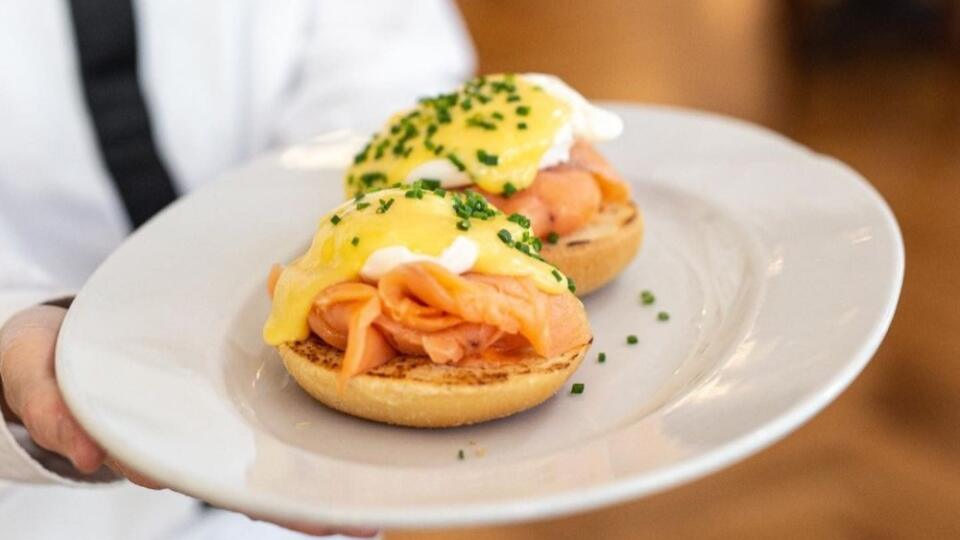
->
<box><xmin>345</xmin><ymin>74</ymin><xmax>571</xmax><ymax>198</ymax></box>
<box><xmin>264</xmin><ymin>185</ymin><xmax>574</xmax><ymax>345</ymax></box>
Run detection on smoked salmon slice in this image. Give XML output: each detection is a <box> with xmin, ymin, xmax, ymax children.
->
<box><xmin>483</xmin><ymin>140</ymin><xmax>631</xmax><ymax>237</ymax></box>
<box><xmin>307</xmin><ymin>262</ymin><xmax>591</xmax><ymax>379</ymax></box>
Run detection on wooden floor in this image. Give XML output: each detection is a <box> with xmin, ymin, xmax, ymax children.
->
<box><xmin>389</xmin><ymin>2</ymin><xmax>960</xmax><ymax>539</ymax></box>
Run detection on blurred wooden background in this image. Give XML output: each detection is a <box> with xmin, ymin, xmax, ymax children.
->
<box><xmin>390</xmin><ymin>1</ymin><xmax>960</xmax><ymax>538</ymax></box>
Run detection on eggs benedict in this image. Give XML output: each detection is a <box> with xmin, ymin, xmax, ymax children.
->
<box><xmin>264</xmin><ymin>185</ymin><xmax>592</xmax><ymax>427</ymax></box>
<box><xmin>346</xmin><ymin>73</ymin><xmax>643</xmax><ymax>295</ymax></box>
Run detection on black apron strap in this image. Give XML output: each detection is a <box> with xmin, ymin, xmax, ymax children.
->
<box><xmin>66</xmin><ymin>0</ymin><xmax>178</xmax><ymax>229</ymax></box>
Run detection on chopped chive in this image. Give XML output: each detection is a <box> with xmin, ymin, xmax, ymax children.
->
<box><xmin>567</xmin><ymin>277</ymin><xmax>576</xmax><ymax>293</ymax></box>
<box><xmin>516</xmin><ymin>105</ymin><xmax>530</xmax><ymax>116</ymax></box>
<box><xmin>457</xmin><ymin>219</ymin><xmax>471</xmax><ymax>231</ymax></box>
<box><xmin>356</xmin><ymin>201</ymin><xmax>370</xmax><ymax>210</ymax></box>
<box><xmin>353</xmin><ymin>143</ymin><xmax>371</xmax><ymax>164</ymax></box>
<box><xmin>640</xmin><ymin>290</ymin><xmax>656</xmax><ymax>305</ymax></box>
<box><xmin>360</xmin><ymin>171</ymin><xmax>387</xmax><ymax>187</ymax></box>
<box><xmin>502</xmin><ymin>182</ymin><xmax>517</xmax><ymax>198</ymax></box>
<box><xmin>458</xmin><ymin>449</ymin><xmax>465</xmax><ymax>460</ymax></box>
<box><xmin>417</xmin><ymin>178</ymin><xmax>442</xmax><ymax>190</ymax></box>
<box><xmin>351</xmin><ymin>236</ymin><xmax>360</xmax><ymax>246</ymax></box>
<box><xmin>626</xmin><ymin>335</ymin><xmax>638</xmax><ymax>345</ymax></box>
<box><xmin>477</xmin><ymin>149</ymin><xmax>499</xmax><ymax>166</ymax></box>
<box><xmin>517</xmin><ymin>122</ymin><xmax>528</xmax><ymax>130</ymax></box>
<box><xmin>466</xmin><ymin>116</ymin><xmax>497</xmax><ymax>130</ymax></box>
<box><xmin>376</xmin><ymin>198</ymin><xmax>395</xmax><ymax>214</ymax></box>
<box><xmin>447</xmin><ymin>154</ymin><xmax>466</xmax><ymax>172</ymax></box>
<box><xmin>551</xmin><ymin>269</ymin><xmax>563</xmax><ymax>282</ymax></box>
<box><xmin>570</xmin><ymin>383</ymin><xmax>585</xmax><ymax>395</ymax></box>
<box><xmin>507</xmin><ymin>94</ymin><xmax>521</xmax><ymax>102</ymax></box>
<box><xmin>658</xmin><ymin>311</ymin><xmax>670</xmax><ymax>321</ymax></box>
<box><xmin>492</xmin><ymin>111</ymin><xmax>504</xmax><ymax>120</ymax></box>
<box><xmin>507</xmin><ymin>213</ymin><xmax>530</xmax><ymax>228</ymax></box>
<box><xmin>497</xmin><ymin>229</ymin><xmax>512</xmax><ymax>244</ymax></box>
<box><xmin>598</xmin><ymin>352</ymin><xmax>606</xmax><ymax>363</ymax></box>
<box><xmin>546</xmin><ymin>231</ymin><xmax>559</xmax><ymax>244</ymax></box>
<box><xmin>330</xmin><ymin>214</ymin><xmax>341</xmax><ymax>225</ymax></box>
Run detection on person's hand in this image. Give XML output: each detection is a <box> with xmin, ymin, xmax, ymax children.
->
<box><xmin>0</xmin><ymin>305</ymin><xmax>377</xmax><ymax>537</ymax></box>
<box><xmin>0</xmin><ymin>305</ymin><xmax>105</xmax><ymax>473</ymax></box>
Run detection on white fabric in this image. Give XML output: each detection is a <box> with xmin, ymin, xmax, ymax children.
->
<box><xmin>0</xmin><ymin>0</ymin><xmax>472</xmax><ymax>537</ymax></box>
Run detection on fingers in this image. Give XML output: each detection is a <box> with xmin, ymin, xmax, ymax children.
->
<box><xmin>18</xmin><ymin>378</ymin><xmax>106</xmax><ymax>473</ymax></box>
<box><xmin>105</xmin><ymin>458</ymin><xmax>165</xmax><ymax>490</ymax></box>
<box><xmin>0</xmin><ymin>305</ymin><xmax>106</xmax><ymax>473</ymax></box>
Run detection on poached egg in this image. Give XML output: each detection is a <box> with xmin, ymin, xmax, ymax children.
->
<box><xmin>264</xmin><ymin>186</ymin><xmax>572</xmax><ymax>345</ymax></box>
<box><xmin>345</xmin><ymin>73</ymin><xmax>622</xmax><ymax>197</ymax></box>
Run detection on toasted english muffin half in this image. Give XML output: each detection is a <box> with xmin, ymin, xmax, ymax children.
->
<box><xmin>277</xmin><ymin>334</ymin><xmax>590</xmax><ymax>428</ymax></box>
<box><xmin>540</xmin><ymin>202</ymin><xmax>643</xmax><ymax>297</ymax></box>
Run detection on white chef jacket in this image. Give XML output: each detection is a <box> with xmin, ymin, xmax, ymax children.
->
<box><xmin>0</xmin><ymin>1</ymin><xmax>473</xmax><ymax>538</ymax></box>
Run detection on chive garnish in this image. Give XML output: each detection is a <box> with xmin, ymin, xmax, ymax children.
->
<box><xmin>351</xmin><ymin>236</ymin><xmax>360</xmax><ymax>246</ymax></box>
<box><xmin>570</xmin><ymin>383</ymin><xmax>585</xmax><ymax>395</ymax></box>
<box><xmin>567</xmin><ymin>277</ymin><xmax>576</xmax><ymax>293</ymax></box>
<box><xmin>458</xmin><ymin>449</ymin><xmax>465</xmax><ymax>460</ymax></box>
<box><xmin>457</xmin><ymin>219</ymin><xmax>470</xmax><ymax>231</ymax></box>
<box><xmin>417</xmin><ymin>178</ymin><xmax>442</xmax><ymax>190</ymax></box>
<box><xmin>376</xmin><ymin>198</ymin><xmax>395</xmax><ymax>214</ymax></box>
<box><xmin>353</xmin><ymin>143</ymin><xmax>371</xmax><ymax>164</ymax></box>
<box><xmin>507</xmin><ymin>213</ymin><xmax>530</xmax><ymax>229</ymax></box>
<box><xmin>626</xmin><ymin>335</ymin><xmax>638</xmax><ymax>345</ymax></box>
<box><xmin>598</xmin><ymin>352</ymin><xmax>606</xmax><ymax>363</ymax></box>
<box><xmin>477</xmin><ymin>149</ymin><xmax>499</xmax><ymax>166</ymax></box>
<box><xmin>658</xmin><ymin>311</ymin><xmax>670</xmax><ymax>321</ymax></box>
<box><xmin>546</xmin><ymin>231</ymin><xmax>559</xmax><ymax>244</ymax></box>
<box><xmin>330</xmin><ymin>215</ymin><xmax>341</xmax><ymax>225</ymax></box>
<box><xmin>447</xmin><ymin>154</ymin><xmax>466</xmax><ymax>172</ymax></box>
<box><xmin>517</xmin><ymin>122</ymin><xmax>528</xmax><ymax>130</ymax></box>
<box><xmin>492</xmin><ymin>111</ymin><xmax>504</xmax><ymax>120</ymax></box>
<box><xmin>467</xmin><ymin>116</ymin><xmax>497</xmax><ymax>130</ymax></box>
<box><xmin>356</xmin><ymin>201</ymin><xmax>370</xmax><ymax>210</ymax></box>
<box><xmin>502</xmin><ymin>182</ymin><xmax>517</xmax><ymax>198</ymax></box>
<box><xmin>552</xmin><ymin>269</ymin><xmax>563</xmax><ymax>282</ymax></box>
<box><xmin>640</xmin><ymin>290</ymin><xmax>656</xmax><ymax>305</ymax></box>
<box><xmin>497</xmin><ymin>229</ymin><xmax>512</xmax><ymax>244</ymax></box>
<box><xmin>507</xmin><ymin>94</ymin><xmax>521</xmax><ymax>102</ymax></box>
<box><xmin>516</xmin><ymin>105</ymin><xmax>530</xmax><ymax>116</ymax></box>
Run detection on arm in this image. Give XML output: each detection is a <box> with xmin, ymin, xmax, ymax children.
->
<box><xmin>269</xmin><ymin>0</ymin><xmax>475</xmax><ymax>145</ymax></box>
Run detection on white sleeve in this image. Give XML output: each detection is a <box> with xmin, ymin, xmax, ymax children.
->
<box><xmin>269</xmin><ymin>0</ymin><xmax>475</xmax><ymax>145</ymax></box>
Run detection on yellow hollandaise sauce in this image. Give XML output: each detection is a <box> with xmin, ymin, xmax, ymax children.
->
<box><xmin>263</xmin><ymin>186</ymin><xmax>574</xmax><ymax>345</ymax></box>
<box><xmin>345</xmin><ymin>74</ymin><xmax>571</xmax><ymax>198</ymax></box>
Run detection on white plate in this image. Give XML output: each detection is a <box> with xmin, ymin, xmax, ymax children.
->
<box><xmin>56</xmin><ymin>105</ymin><xmax>903</xmax><ymax>529</ymax></box>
